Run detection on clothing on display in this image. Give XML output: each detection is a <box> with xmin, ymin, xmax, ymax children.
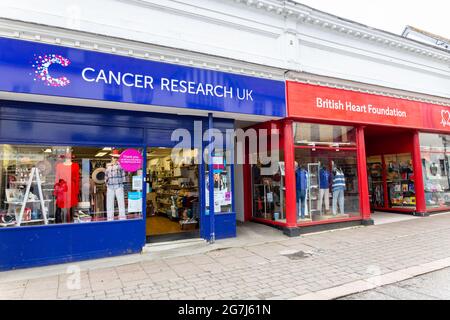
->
<box><xmin>319</xmin><ymin>167</ymin><xmax>331</xmax><ymax>189</ymax></box>
<box><xmin>106</xmin><ymin>186</ymin><xmax>125</xmax><ymax>220</ymax></box>
<box><xmin>105</xmin><ymin>163</ymin><xmax>126</xmax><ymax>189</ymax></box>
<box><xmin>297</xmin><ymin>189</ymin><xmax>307</xmax><ymax>219</ymax></box>
<box><xmin>54</xmin><ymin>161</ymin><xmax>80</xmax><ymax>209</ymax></box>
<box><xmin>332</xmin><ymin>188</ymin><xmax>345</xmax><ymax>215</ymax></box>
<box><xmin>295</xmin><ymin>168</ymin><xmax>308</xmax><ymax>191</ymax></box>
<box><xmin>295</xmin><ymin>167</ymin><xmax>308</xmax><ymax>219</ymax></box>
<box><xmin>318</xmin><ymin>167</ymin><xmax>331</xmax><ymax>213</ymax></box>
<box><xmin>318</xmin><ymin>188</ymin><xmax>330</xmax><ymax>213</ymax></box>
<box><xmin>105</xmin><ymin>160</ymin><xmax>126</xmax><ymax>220</ymax></box>
<box><xmin>332</xmin><ymin>169</ymin><xmax>346</xmax><ymax>215</ymax></box>
<box><xmin>0</xmin><ymin>145</ymin><xmax>143</xmax><ymax>228</ymax></box>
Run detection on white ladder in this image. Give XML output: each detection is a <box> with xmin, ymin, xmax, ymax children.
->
<box><xmin>16</xmin><ymin>167</ymin><xmax>49</xmax><ymax>226</ymax></box>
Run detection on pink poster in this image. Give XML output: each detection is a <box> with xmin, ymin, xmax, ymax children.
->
<box><xmin>119</xmin><ymin>149</ymin><xmax>143</xmax><ymax>172</ymax></box>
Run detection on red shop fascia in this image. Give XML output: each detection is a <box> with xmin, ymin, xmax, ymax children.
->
<box><xmin>243</xmin><ymin>81</ymin><xmax>450</xmax><ymax>235</ymax></box>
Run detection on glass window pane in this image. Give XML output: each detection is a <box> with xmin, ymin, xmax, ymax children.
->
<box><xmin>205</xmin><ymin>149</ymin><xmax>233</xmax><ymax>214</ymax></box>
<box><xmin>0</xmin><ymin>145</ymin><xmax>143</xmax><ymax>228</ymax></box>
<box><xmin>384</xmin><ymin>153</ymin><xmax>415</xmax><ymax>209</ymax></box>
<box><xmin>293</xmin><ymin>122</ymin><xmax>356</xmax><ymax>147</ymax></box>
<box><xmin>294</xmin><ymin>148</ymin><xmax>360</xmax><ymax>223</ymax></box>
<box><xmin>251</xmin><ymin>151</ymin><xmax>285</xmax><ymax>222</ymax></box>
<box><xmin>420</xmin><ymin>133</ymin><xmax>450</xmax><ymax>209</ymax></box>
<box><xmin>367</xmin><ymin>156</ymin><xmax>384</xmax><ymax>208</ymax></box>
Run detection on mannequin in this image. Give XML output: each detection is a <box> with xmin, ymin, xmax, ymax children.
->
<box><xmin>318</xmin><ymin>165</ymin><xmax>331</xmax><ymax>214</ymax></box>
<box><xmin>295</xmin><ymin>161</ymin><xmax>308</xmax><ymax>219</ymax></box>
<box><xmin>54</xmin><ymin>148</ymin><xmax>79</xmax><ymax>223</ymax></box>
<box><xmin>332</xmin><ymin>167</ymin><xmax>346</xmax><ymax>215</ymax></box>
<box><xmin>105</xmin><ymin>150</ymin><xmax>126</xmax><ymax>220</ymax></box>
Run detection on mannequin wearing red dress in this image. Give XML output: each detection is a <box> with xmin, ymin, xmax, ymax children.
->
<box><xmin>54</xmin><ymin>151</ymin><xmax>79</xmax><ymax>222</ymax></box>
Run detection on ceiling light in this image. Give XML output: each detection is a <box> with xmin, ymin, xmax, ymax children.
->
<box><xmin>102</xmin><ymin>147</ymin><xmax>112</xmax><ymax>151</ymax></box>
<box><xmin>95</xmin><ymin>152</ymin><xmax>108</xmax><ymax>157</ymax></box>
<box><xmin>44</xmin><ymin>148</ymin><xmax>52</xmax><ymax>153</ymax></box>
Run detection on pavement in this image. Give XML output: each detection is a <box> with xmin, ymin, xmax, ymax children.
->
<box><xmin>1</xmin><ymin>212</ymin><xmax>450</xmax><ymax>300</ymax></box>
<box><xmin>341</xmin><ymin>267</ymin><xmax>450</xmax><ymax>300</ymax></box>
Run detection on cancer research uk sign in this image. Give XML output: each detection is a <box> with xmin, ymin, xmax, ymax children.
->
<box><xmin>0</xmin><ymin>37</ymin><xmax>285</xmax><ymax>117</ymax></box>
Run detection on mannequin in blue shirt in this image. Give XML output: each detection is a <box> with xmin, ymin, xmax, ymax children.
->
<box><xmin>318</xmin><ymin>166</ymin><xmax>331</xmax><ymax>214</ymax></box>
<box><xmin>295</xmin><ymin>161</ymin><xmax>308</xmax><ymax>219</ymax></box>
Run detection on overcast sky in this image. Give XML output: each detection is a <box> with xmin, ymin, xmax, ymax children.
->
<box><xmin>296</xmin><ymin>0</ymin><xmax>450</xmax><ymax>39</ymax></box>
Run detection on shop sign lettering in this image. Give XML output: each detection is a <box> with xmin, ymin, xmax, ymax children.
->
<box><xmin>0</xmin><ymin>37</ymin><xmax>286</xmax><ymax>117</ymax></box>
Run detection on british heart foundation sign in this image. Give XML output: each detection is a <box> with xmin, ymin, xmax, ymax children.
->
<box><xmin>287</xmin><ymin>81</ymin><xmax>450</xmax><ymax>132</ymax></box>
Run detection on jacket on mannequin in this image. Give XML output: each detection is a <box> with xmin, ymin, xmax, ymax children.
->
<box><xmin>54</xmin><ymin>161</ymin><xmax>80</xmax><ymax>208</ymax></box>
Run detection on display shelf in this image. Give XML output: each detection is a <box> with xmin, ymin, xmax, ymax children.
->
<box><xmin>5</xmin><ymin>199</ymin><xmax>52</xmax><ymax>204</ymax></box>
<box><xmin>20</xmin><ymin>218</ymin><xmax>55</xmax><ymax>224</ymax></box>
<box><xmin>0</xmin><ymin>221</ymin><xmax>16</xmax><ymax>227</ymax></box>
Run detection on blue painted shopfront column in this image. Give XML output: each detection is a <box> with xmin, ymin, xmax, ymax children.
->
<box><xmin>208</xmin><ymin>113</ymin><xmax>216</xmax><ymax>243</ymax></box>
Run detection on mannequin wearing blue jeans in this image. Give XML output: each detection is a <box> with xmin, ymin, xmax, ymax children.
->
<box><xmin>332</xmin><ymin>168</ymin><xmax>346</xmax><ymax>215</ymax></box>
<box><xmin>295</xmin><ymin>162</ymin><xmax>308</xmax><ymax>219</ymax></box>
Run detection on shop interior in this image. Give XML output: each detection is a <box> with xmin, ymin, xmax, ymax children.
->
<box><xmin>145</xmin><ymin>148</ymin><xmax>200</xmax><ymax>241</ymax></box>
<box><xmin>365</xmin><ymin>127</ymin><xmax>417</xmax><ymax>213</ymax></box>
<box><xmin>0</xmin><ymin>145</ymin><xmax>143</xmax><ymax>227</ymax></box>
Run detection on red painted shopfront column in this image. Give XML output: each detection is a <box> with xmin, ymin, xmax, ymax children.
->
<box><xmin>412</xmin><ymin>130</ymin><xmax>427</xmax><ymax>216</ymax></box>
<box><xmin>283</xmin><ymin>120</ymin><xmax>300</xmax><ymax>236</ymax></box>
<box><xmin>356</xmin><ymin>126</ymin><xmax>373</xmax><ymax>225</ymax></box>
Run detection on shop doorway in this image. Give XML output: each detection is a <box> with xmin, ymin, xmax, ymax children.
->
<box><xmin>145</xmin><ymin>147</ymin><xmax>200</xmax><ymax>242</ymax></box>
<box><xmin>365</xmin><ymin>127</ymin><xmax>416</xmax><ymax>214</ymax></box>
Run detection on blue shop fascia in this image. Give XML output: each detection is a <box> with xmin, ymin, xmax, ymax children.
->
<box><xmin>0</xmin><ymin>36</ymin><xmax>286</xmax><ymax>270</ymax></box>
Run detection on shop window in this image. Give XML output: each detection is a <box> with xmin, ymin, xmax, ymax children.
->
<box><xmin>294</xmin><ymin>123</ymin><xmax>356</xmax><ymax>147</ymax></box>
<box><xmin>384</xmin><ymin>154</ymin><xmax>415</xmax><ymax>209</ymax></box>
<box><xmin>292</xmin><ymin>122</ymin><xmax>360</xmax><ymax>224</ymax></box>
<box><xmin>294</xmin><ymin>148</ymin><xmax>360</xmax><ymax>223</ymax></box>
<box><xmin>251</xmin><ymin>151</ymin><xmax>286</xmax><ymax>222</ymax></box>
<box><xmin>420</xmin><ymin>133</ymin><xmax>450</xmax><ymax>210</ymax></box>
<box><xmin>0</xmin><ymin>145</ymin><xmax>143</xmax><ymax>228</ymax></box>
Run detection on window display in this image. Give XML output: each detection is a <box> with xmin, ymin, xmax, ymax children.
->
<box><xmin>294</xmin><ymin>148</ymin><xmax>360</xmax><ymax>222</ymax></box>
<box><xmin>367</xmin><ymin>153</ymin><xmax>415</xmax><ymax>210</ymax></box>
<box><xmin>293</xmin><ymin>122</ymin><xmax>360</xmax><ymax>223</ymax></box>
<box><xmin>251</xmin><ymin>152</ymin><xmax>286</xmax><ymax>222</ymax></box>
<box><xmin>420</xmin><ymin>133</ymin><xmax>450</xmax><ymax>209</ymax></box>
<box><xmin>385</xmin><ymin>154</ymin><xmax>415</xmax><ymax>209</ymax></box>
<box><xmin>0</xmin><ymin>145</ymin><xmax>143</xmax><ymax>228</ymax></box>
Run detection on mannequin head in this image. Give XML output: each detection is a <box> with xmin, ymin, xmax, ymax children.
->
<box><xmin>111</xmin><ymin>149</ymin><xmax>121</xmax><ymax>164</ymax></box>
<box><xmin>64</xmin><ymin>147</ymin><xmax>73</xmax><ymax>165</ymax></box>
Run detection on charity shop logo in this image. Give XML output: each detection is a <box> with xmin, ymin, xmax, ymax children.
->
<box><xmin>31</xmin><ymin>54</ymin><xmax>71</xmax><ymax>87</ymax></box>
<box><xmin>441</xmin><ymin>109</ymin><xmax>450</xmax><ymax>128</ymax></box>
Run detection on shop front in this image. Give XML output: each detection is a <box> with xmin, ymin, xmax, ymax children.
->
<box><xmin>243</xmin><ymin>81</ymin><xmax>450</xmax><ymax>235</ymax></box>
<box><xmin>0</xmin><ymin>37</ymin><xmax>285</xmax><ymax>270</ymax></box>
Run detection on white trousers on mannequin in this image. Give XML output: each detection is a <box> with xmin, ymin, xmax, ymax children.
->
<box><xmin>107</xmin><ymin>187</ymin><xmax>126</xmax><ymax>220</ymax></box>
<box><xmin>318</xmin><ymin>189</ymin><xmax>330</xmax><ymax>213</ymax></box>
